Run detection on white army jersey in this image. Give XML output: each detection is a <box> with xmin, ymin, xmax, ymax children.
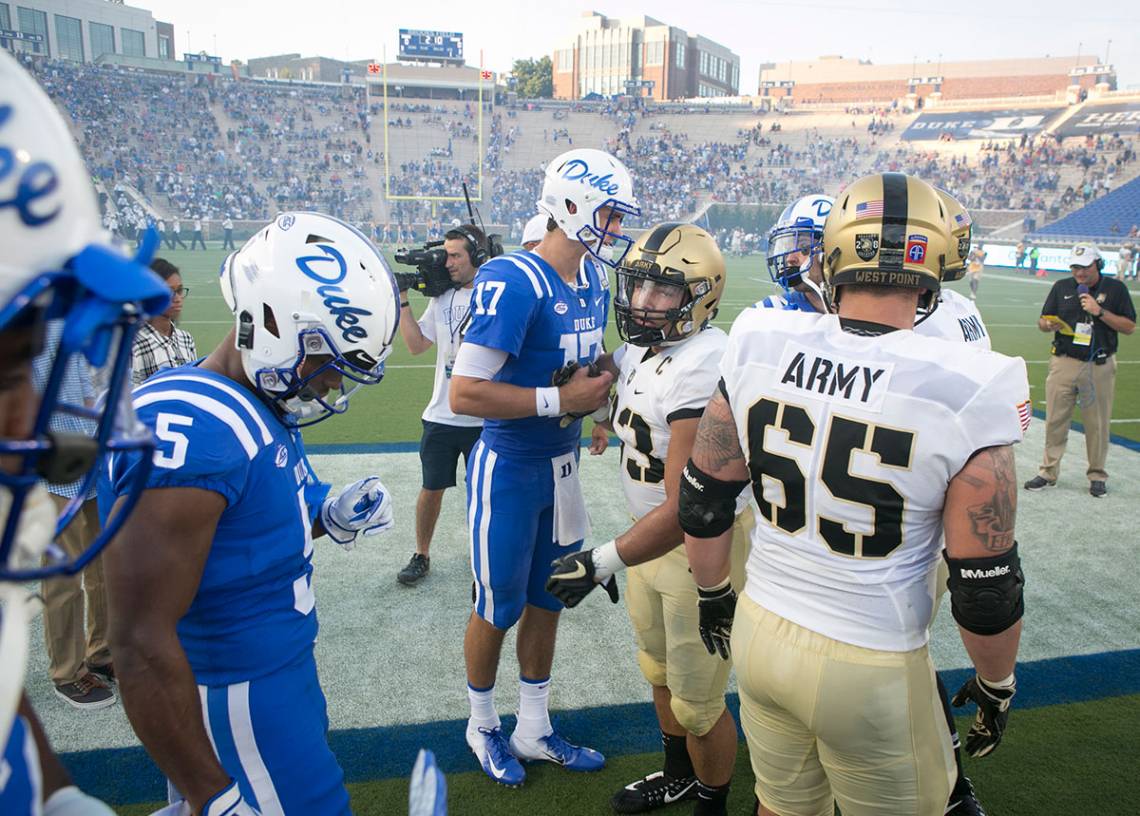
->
<box><xmin>613</xmin><ymin>328</ymin><xmax>727</xmax><ymax>520</ymax></box>
<box><xmin>722</xmin><ymin>308</ymin><xmax>1029</xmax><ymax>651</ymax></box>
<box><xmin>914</xmin><ymin>288</ymin><xmax>990</xmax><ymax>349</ymax></box>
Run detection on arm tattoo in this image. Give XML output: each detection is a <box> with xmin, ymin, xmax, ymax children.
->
<box><xmin>691</xmin><ymin>392</ymin><xmax>748</xmax><ymax>478</ymax></box>
<box><xmin>964</xmin><ymin>446</ymin><xmax>1017</xmax><ymax>553</ymax></box>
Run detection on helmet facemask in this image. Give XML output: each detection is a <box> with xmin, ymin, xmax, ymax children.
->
<box><xmin>244</xmin><ymin>318</ymin><xmax>389</xmax><ymax>428</ymax></box>
<box><xmin>615</xmin><ymin>260</ymin><xmax>715</xmax><ymax>347</ymax></box>
<box><xmin>767</xmin><ymin>221</ymin><xmax>824</xmax><ymax>290</ymax></box>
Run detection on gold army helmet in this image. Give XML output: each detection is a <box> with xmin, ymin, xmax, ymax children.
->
<box><xmin>822</xmin><ymin>172</ymin><xmax>951</xmax><ymax>308</ymax></box>
<box><xmin>614</xmin><ymin>222</ymin><xmax>726</xmax><ymax>347</ymax></box>
<box><xmin>936</xmin><ymin>187</ymin><xmax>973</xmax><ymax>282</ymax></box>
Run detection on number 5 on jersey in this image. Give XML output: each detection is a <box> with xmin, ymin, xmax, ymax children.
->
<box><xmin>153</xmin><ymin>412</ymin><xmax>193</xmax><ymax>469</ymax></box>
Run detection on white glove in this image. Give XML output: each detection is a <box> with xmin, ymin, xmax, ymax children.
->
<box><xmin>320</xmin><ymin>476</ymin><xmax>394</xmax><ymax>550</ymax></box>
<box><xmin>201</xmin><ymin>780</ymin><xmax>261</xmax><ymax>816</ymax></box>
<box><xmin>43</xmin><ymin>786</ymin><xmax>116</xmax><ymax>815</ymax></box>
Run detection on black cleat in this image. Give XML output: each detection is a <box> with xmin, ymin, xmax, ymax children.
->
<box><xmin>397</xmin><ymin>553</ymin><xmax>430</xmax><ymax>585</ymax></box>
<box><xmin>946</xmin><ymin>776</ymin><xmax>987</xmax><ymax>815</ymax></box>
<box><xmin>611</xmin><ymin>771</ymin><xmax>698</xmax><ymax>813</ymax></box>
<box><xmin>1090</xmin><ymin>480</ymin><xmax>1107</xmax><ymax>498</ymax></box>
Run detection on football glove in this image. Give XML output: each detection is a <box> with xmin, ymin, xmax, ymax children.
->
<box><xmin>321</xmin><ymin>476</ymin><xmax>394</xmax><ymax>550</ymax></box>
<box><xmin>952</xmin><ymin>673</ymin><xmax>1016</xmax><ymax>758</ymax></box>
<box><xmin>408</xmin><ymin>748</ymin><xmax>447</xmax><ymax>816</ymax></box>
<box><xmin>551</xmin><ymin>361</ymin><xmax>605</xmax><ymax>429</ymax></box>
<box><xmin>546</xmin><ymin>549</ymin><xmax>619</xmax><ymax>609</ymax></box>
<box><xmin>697</xmin><ymin>579</ymin><xmax>736</xmax><ymax>660</ymax></box>
<box><xmin>43</xmin><ymin>787</ymin><xmax>116</xmax><ymax>816</ymax></box>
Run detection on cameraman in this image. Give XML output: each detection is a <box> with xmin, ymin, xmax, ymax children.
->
<box><xmin>396</xmin><ymin>226</ymin><xmax>487</xmax><ymax>585</ymax></box>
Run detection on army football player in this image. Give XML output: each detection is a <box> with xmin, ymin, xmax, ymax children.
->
<box><xmin>681</xmin><ymin>173</ymin><xmax>1028</xmax><ymax>816</ymax></box>
<box><xmin>756</xmin><ymin>186</ymin><xmax>994</xmax><ymax>814</ymax></box>
<box><xmin>103</xmin><ymin>213</ymin><xmax>401</xmax><ymax>815</ymax></box>
<box><xmin>547</xmin><ymin>224</ymin><xmax>751</xmax><ymax>815</ymax></box>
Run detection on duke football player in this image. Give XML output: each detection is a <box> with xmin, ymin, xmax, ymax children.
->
<box><xmin>449</xmin><ymin>147</ymin><xmax>637</xmax><ymax>787</ymax></box>
<box><xmin>760</xmin><ymin>194</ymin><xmax>834</xmax><ymax>313</ymax></box>
<box><xmin>0</xmin><ymin>50</ymin><xmax>171</xmax><ymax>815</ymax></box>
<box><xmin>101</xmin><ymin>213</ymin><xmax>401</xmax><ymax>815</ymax></box>
<box><xmin>547</xmin><ymin>223</ymin><xmax>751</xmax><ymax>816</ymax></box>
<box><xmin>682</xmin><ymin>173</ymin><xmax>1027</xmax><ymax>816</ymax></box>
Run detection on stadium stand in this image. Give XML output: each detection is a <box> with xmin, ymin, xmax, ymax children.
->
<box><xmin>22</xmin><ymin>53</ymin><xmax>1140</xmax><ymax>247</ymax></box>
<box><xmin>1033</xmin><ymin>174</ymin><xmax>1140</xmax><ymax>240</ymax></box>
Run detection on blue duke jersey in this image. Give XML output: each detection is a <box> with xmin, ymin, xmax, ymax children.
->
<box><xmin>754</xmin><ymin>290</ymin><xmax>817</xmax><ymax>312</ymax></box>
<box><xmin>103</xmin><ymin>366</ymin><xmax>319</xmax><ymax>686</ymax></box>
<box><xmin>0</xmin><ymin>716</ymin><xmax>39</xmax><ymax>816</ymax></box>
<box><xmin>462</xmin><ymin>251</ymin><xmax>609</xmax><ymax>457</ymax></box>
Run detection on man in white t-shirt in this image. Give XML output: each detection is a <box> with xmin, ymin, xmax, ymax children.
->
<box><xmin>395</xmin><ymin>226</ymin><xmax>487</xmax><ymax>585</ymax></box>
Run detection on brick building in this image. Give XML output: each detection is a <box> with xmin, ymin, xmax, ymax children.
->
<box><xmin>552</xmin><ymin>12</ymin><xmax>738</xmax><ymax>101</ymax></box>
<box><xmin>759</xmin><ymin>54</ymin><xmax>1115</xmax><ymax>105</ymax></box>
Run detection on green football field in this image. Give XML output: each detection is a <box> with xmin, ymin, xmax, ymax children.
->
<box><xmin>58</xmin><ymin>246</ymin><xmax>1139</xmax><ymax>816</ymax></box>
<box><xmin>162</xmin><ymin>247</ymin><xmax>1140</xmax><ymax>448</ymax></box>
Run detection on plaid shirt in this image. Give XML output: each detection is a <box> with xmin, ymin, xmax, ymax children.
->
<box><xmin>31</xmin><ymin>322</ymin><xmax>97</xmax><ymax>499</ymax></box>
<box><xmin>131</xmin><ymin>321</ymin><xmax>199</xmax><ymax>386</ymax></box>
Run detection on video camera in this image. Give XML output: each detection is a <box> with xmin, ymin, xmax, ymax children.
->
<box><xmin>393</xmin><ymin>240</ymin><xmax>457</xmax><ymax>298</ymax></box>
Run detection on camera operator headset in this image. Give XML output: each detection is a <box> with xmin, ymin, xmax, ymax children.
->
<box><xmin>394</xmin><ymin>224</ymin><xmax>502</xmax><ymax>585</ymax></box>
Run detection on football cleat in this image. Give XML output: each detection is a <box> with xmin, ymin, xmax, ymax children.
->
<box><xmin>611</xmin><ymin>770</ymin><xmax>699</xmax><ymax>813</ymax></box>
<box><xmin>467</xmin><ymin>725</ymin><xmax>525</xmax><ymax>787</ymax></box>
<box><xmin>509</xmin><ymin>729</ymin><xmax>605</xmax><ymax>772</ymax></box>
<box><xmin>946</xmin><ymin>776</ymin><xmax>987</xmax><ymax>815</ymax></box>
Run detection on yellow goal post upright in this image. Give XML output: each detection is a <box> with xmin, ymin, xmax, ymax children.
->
<box><xmin>381</xmin><ymin>51</ymin><xmax>487</xmax><ymax>221</ymax></box>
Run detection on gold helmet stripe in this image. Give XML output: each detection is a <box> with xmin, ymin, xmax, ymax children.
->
<box><xmin>881</xmin><ymin>172</ymin><xmax>909</xmax><ymax>273</ymax></box>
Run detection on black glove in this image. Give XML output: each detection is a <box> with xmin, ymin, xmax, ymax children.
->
<box><xmin>697</xmin><ymin>581</ymin><xmax>737</xmax><ymax>660</ymax></box>
<box><xmin>551</xmin><ymin>361</ymin><xmax>603</xmax><ymax>429</ymax></box>
<box><xmin>546</xmin><ymin>549</ymin><xmax>619</xmax><ymax>609</ymax></box>
<box><xmin>952</xmin><ymin>674</ymin><xmax>1016</xmax><ymax>758</ymax></box>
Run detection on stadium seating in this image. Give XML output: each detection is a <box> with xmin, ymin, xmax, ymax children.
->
<box><xmin>25</xmin><ymin>54</ymin><xmax>1139</xmax><ymax>246</ymax></box>
<box><xmin>1033</xmin><ymin>175</ymin><xmax>1140</xmax><ymax>240</ymax></box>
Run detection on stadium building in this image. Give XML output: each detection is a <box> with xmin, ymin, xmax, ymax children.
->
<box><xmin>0</xmin><ymin>0</ymin><xmax>174</xmax><ymax>63</ymax></box>
<box><xmin>759</xmin><ymin>55</ymin><xmax>1116</xmax><ymax>106</ymax></box>
<box><xmin>552</xmin><ymin>11</ymin><xmax>739</xmax><ymax>101</ymax></box>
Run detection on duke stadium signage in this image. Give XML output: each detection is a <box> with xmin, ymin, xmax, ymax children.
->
<box><xmin>901</xmin><ymin>108</ymin><xmax>1064</xmax><ymax>141</ymax></box>
<box><xmin>1052</xmin><ymin>101</ymin><xmax>1140</xmax><ymax>137</ymax></box>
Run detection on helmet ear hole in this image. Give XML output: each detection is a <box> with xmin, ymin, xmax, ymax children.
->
<box><xmin>565</xmin><ymin>199</ymin><xmax>578</xmax><ymax>215</ymax></box>
<box><xmin>263</xmin><ymin>304</ymin><xmax>280</xmax><ymax>339</ymax></box>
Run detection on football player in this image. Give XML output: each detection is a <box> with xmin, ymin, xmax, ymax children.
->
<box><xmin>755</xmin><ymin>187</ymin><xmax>994</xmax><ymax>815</ymax></box>
<box><xmin>759</xmin><ymin>194</ymin><xmax>834</xmax><ymax>313</ymax></box>
<box><xmin>682</xmin><ymin>173</ymin><xmax>1027</xmax><ymax>816</ymax></box>
<box><xmin>449</xmin><ymin>147</ymin><xmax>637</xmax><ymax>787</ymax></box>
<box><xmin>101</xmin><ymin>213</ymin><xmax>401</xmax><ymax>815</ymax></box>
<box><xmin>545</xmin><ymin>223</ymin><xmax>750</xmax><ymax>816</ymax></box>
<box><xmin>1</xmin><ymin>51</ymin><xmax>171</xmax><ymax>815</ymax></box>
<box><xmin>914</xmin><ymin>190</ymin><xmax>990</xmax><ymax>350</ymax></box>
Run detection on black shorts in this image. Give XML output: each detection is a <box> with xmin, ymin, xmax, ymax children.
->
<box><xmin>420</xmin><ymin>420</ymin><xmax>482</xmax><ymax>490</ymax></box>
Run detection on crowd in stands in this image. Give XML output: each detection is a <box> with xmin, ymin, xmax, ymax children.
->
<box><xmin>27</xmin><ymin>54</ymin><xmax>1140</xmax><ymax>248</ymax></box>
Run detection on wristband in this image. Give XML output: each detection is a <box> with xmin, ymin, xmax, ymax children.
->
<box><xmin>400</xmin><ymin>300</ymin><xmax>410</xmax><ymax>308</ymax></box>
<box><xmin>536</xmin><ymin>386</ymin><xmax>561</xmax><ymax>417</ymax></box>
<box><xmin>591</xmin><ymin>539</ymin><xmax>627</xmax><ymax>581</ymax></box>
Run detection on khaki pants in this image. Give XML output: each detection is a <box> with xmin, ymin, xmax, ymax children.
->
<box><xmin>733</xmin><ymin>594</ymin><xmax>954</xmax><ymax>816</ymax></box>
<box><xmin>42</xmin><ymin>496</ymin><xmax>110</xmax><ymax>685</ymax></box>
<box><xmin>1039</xmin><ymin>354</ymin><xmax>1117</xmax><ymax>483</ymax></box>
<box><xmin>625</xmin><ymin>507</ymin><xmax>752</xmax><ymax>736</ymax></box>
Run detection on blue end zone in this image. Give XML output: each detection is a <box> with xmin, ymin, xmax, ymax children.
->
<box><xmin>62</xmin><ymin>648</ymin><xmax>1140</xmax><ymax>805</ymax></box>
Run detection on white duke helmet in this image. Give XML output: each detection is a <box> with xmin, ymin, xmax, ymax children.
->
<box><xmin>537</xmin><ymin>148</ymin><xmax>640</xmax><ymax>268</ymax></box>
<box><xmin>1</xmin><ymin>51</ymin><xmax>170</xmax><ymax>750</ymax></box>
<box><xmin>220</xmin><ymin>212</ymin><xmax>401</xmax><ymax>426</ymax></box>
<box><xmin>766</xmin><ymin>194</ymin><xmax>834</xmax><ymax>290</ymax></box>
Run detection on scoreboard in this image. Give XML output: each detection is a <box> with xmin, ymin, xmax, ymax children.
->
<box><xmin>398</xmin><ymin>29</ymin><xmax>463</xmax><ymax>63</ymax></box>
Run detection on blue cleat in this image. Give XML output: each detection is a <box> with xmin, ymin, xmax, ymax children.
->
<box><xmin>467</xmin><ymin>725</ymin><xmax>526</xmax><ymax>787</ymax></box>
<box><xmin>509</xmin><ymin>729</ymin><xmax>605</xmax><ymax>772</ymax></box>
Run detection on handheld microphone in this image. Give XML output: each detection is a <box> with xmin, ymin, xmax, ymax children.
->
<box><xmin>1077</xmin><ymin>284</ymin><xmax>1090</xmax><ymax>315</ymax></box>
